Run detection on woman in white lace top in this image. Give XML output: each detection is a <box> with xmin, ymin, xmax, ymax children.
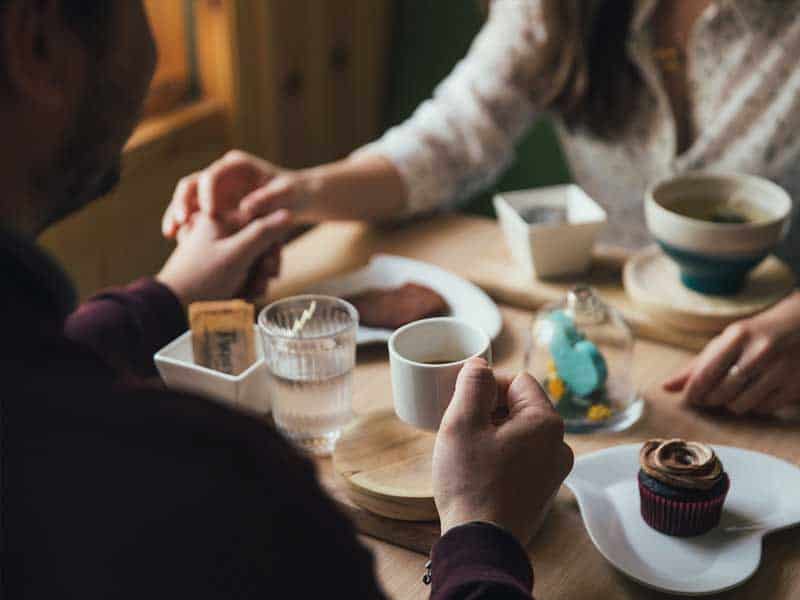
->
<box><xmin>164</xmin><ymin>0</ymin><xmax>800</xmax><ymax>415</ymax></box>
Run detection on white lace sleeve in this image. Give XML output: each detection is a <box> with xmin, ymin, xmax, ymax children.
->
<box><xmin>354</xmin><ymin>0</ymin><xmax>554</xmax><ymax>214</ymax></box>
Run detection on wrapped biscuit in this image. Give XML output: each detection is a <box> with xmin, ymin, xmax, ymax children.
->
<box><xmin>189</xmin><ymin>300</ymin><xmax>256</xmax><ymax>376</ymax></box>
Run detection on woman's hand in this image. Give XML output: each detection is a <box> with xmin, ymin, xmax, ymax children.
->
<box><xmin>162</xmin><ymin>151</ymin><xmax>408</xmax><ymax>237</ymax></box>
<box><xmin>157</xmin><ymin>210</ymin><xmax>293</xmax><ymax>307</ymax></box>
<box><xmin>663</xmin><ymin>292</ymin><xmax>800</xmax><ymax>415</ymax></box>
<box><xmin>161</xmin><ymin>150</ymin><xmax>310</xmax><ymax>240</ymax></box>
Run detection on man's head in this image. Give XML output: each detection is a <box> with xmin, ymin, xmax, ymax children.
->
<box><xmin>0</xmin><ymin>0</ymin><xmax>156</xmax><ymax>235</ymax></box>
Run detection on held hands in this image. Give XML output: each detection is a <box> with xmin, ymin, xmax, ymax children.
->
<box><xmin>663</xmin><ymin>292</ymin><xmax>800</xmax><ymax>415</ymax></box>
<box><xmin>156</xmin><ymin>210</ymin><xmax>292</xmax><ymax>307</ymax></box>
<box><xmin>433</xmin><ymin>358</ymin><xmax>574</xmax><ymax>547</ymax></box>
<box><xmin>161</xmin><ymin>150</ymin><xmax>310</xmax><ymax>240</ymax></box>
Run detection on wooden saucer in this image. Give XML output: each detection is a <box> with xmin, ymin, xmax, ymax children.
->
<box><xmin>624</xmin><ymin>246</ymin><xmax>794</xmax><ymax>334</ymax></box>
<box><xmin>333</xmin><ymin>410</ymin><xmax>438</xmax><ymax>521</ymax></box>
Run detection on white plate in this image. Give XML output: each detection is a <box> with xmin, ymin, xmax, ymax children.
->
<box><xmin>304</xmin><ymin>254</ymin><xmax>503</xmax><ymax>345</ymax></box>
<box><xmin>565</xmin><ymin>444</ymin><xmax>800</xmax><ymax>596</ymax></box>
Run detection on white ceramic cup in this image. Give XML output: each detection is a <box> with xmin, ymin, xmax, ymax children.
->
<box><xmin>389</xmin><ymin>318</ymin><xmax>492</xmax><ymax>431</ymax></box>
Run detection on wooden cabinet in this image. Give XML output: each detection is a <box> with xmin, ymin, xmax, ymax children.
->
<box><xmin>224</xmin><ymin>0</ymin><xmax>393</xmax><ymax>166</ymax></box>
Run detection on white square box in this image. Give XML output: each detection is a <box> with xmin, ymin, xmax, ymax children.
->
<box><xmin>154</xmin><ymin>325</ymin><xmax>270</xmax><ymax>416</ymax></box>
<box><xmin>494</xmin><ymin>185</ymin><xmax>607</xmax><ymax>279</ymax></box>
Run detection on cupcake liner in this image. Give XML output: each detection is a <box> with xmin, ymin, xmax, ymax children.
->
<box><xmin>638</xmin><ymin>474</ymin><xmax>730</xmax><ymax>537</ymax></box>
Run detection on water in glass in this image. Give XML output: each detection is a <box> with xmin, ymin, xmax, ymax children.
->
<box><xmin>259</xmin><ymin>296</ymin><xmax>358</xmax><ymax>455</ymax></box>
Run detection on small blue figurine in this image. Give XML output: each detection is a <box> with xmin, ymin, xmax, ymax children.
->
<box><xmin>548</xmin><ymin>310</ymin><xmax>608</xmax><ymax>397</ymax></box>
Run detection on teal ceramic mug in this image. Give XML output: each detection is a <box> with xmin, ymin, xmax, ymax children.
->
<box><xmin>645</xmin><ymin>172</ymin><xmax>792</xmax><ymax>296</ymax></box>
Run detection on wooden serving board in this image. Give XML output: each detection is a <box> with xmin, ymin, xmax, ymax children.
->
<box><xmin>269</xmin><ymin>215</ymin><xmax>718</xmax><ymax>351</ymax></box>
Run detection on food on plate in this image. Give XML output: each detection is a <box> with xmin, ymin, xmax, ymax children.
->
<box><xmin>345</xmin><ymin>283</ymin><xmax>449</xmax><ymax>329</ymax></box>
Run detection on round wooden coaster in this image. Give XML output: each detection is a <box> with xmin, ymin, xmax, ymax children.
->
<box><xmin>333</xmin><ymin>410</ymin><xmax>438</xmax><ymax>521</ymax></box>
<box><xmin>624</xmin><ymin>246</ymin><xmax>795</xmax><ymax>334</ymax></box>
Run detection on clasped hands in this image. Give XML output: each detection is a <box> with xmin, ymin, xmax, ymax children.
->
<box><xmin>157</xmin><ymin>150</ymin><xmax>308</xmax><ymax>307</ymax></box>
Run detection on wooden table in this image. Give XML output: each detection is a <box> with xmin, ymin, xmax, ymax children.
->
<box><xmin>270</xmin><ymin>217</ymin><xmax>800</xmax><ymax>600</ymax></box>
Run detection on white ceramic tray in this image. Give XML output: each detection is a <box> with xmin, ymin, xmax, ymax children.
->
<box><xmin>154</xmin><ymin>326</ymin><xmax>270</xmax><ymax>415</ymax></box>
<box><xmin>494</xmin><ymin>185</ymin><xmax>606</xmax><ymax>279</ymax></box>
<box><xmin>305</xmin><ymin>254</ymin><xmax>503</xmax><ymax>345</ymax></box>
<box><xmin>565</xmin><ymin>444</ymin><xmax>800</xmax><ymax>596</ymax></box>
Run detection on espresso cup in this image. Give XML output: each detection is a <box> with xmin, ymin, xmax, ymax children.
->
<box><xmin>389</xmin><ymin>317</ymin><xmax>492</xmax><ymax>431</ymax></box>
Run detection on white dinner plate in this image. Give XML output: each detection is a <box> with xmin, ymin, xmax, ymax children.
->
<box><xmin>304</xmin><ymin>254</ymin><xmax>503</xmax><ymax>345</ymax></box>
<box><xmin>565</xmin><ymin>444</ymin><xmax>800</xmax><ymax>596</ymax></box>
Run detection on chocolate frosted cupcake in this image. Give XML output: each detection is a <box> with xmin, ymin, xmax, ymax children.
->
<box><xmin>638</xmin><ymin>439</ymin><xmax>729</xmax><ymax>537</ymax></box>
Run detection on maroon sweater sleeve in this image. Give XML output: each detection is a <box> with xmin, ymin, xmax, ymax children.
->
<box><xmin>430</xmin><ymin>522</ymin><xmax>534</xmax><ymax>599</ymax></box>
<box><xmin>63</xmin><ymin>277</ymin><xmax>186</xmax><ymax>378</ymax></box>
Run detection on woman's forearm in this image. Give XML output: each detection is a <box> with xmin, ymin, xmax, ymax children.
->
<box><xmin>300</xmin><ymin>154</ymin><xmax>409</xmax><ymax>222</ymax></box>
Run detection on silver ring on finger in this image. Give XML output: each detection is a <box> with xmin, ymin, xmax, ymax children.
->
<box><xmin>724</xmin><ymin>364</ymin><xmax>756</xmax><ymax>397</ymax></box>
<box><xmin>727</xmin><ymin>364</ymin><xmax>751</xmax><ymax>384</ymax></box>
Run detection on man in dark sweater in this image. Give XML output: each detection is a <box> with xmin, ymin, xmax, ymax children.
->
<box><xmin>1</xmin><ymin>1</ymin><xmax>573</xmax><ymax>598</ymax></box>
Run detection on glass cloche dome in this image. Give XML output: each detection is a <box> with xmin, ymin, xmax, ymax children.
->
<box><xmin>527</xmin><ymin>286</ymin><xmax>643</xmax><ymax>433</ymax></box>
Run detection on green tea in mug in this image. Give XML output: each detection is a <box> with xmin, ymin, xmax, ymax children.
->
<box><xmin>669</xmin><ymin>197</ymin><xmax>769</xmax><ymax>225</ymax></box>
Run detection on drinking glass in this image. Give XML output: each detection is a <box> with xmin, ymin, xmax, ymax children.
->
<box><xmin>258</xmin><ymin>295</ymin><xmax>358</xmax><ymax>455</ymax></box>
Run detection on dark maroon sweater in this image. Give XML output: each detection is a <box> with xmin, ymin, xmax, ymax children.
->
<box><xmin>1</xmin><ymin>229</ymin><xmax>533</xmax><ymax>599</ymax></box>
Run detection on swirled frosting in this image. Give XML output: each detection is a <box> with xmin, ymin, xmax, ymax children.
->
<box><xmin>639</xmin><ymin>439</ymin><xmax>724</xmax><ymax>491</ymax></box>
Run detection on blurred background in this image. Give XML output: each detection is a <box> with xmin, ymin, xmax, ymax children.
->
<box><xmin>42</xmin><ymin>0</ymin><xmax>572</xmax><ymax>299</ymax></box>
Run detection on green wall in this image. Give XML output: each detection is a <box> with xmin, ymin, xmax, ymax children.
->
<box><xmin>385</xmin><ymin>0</ymin><xmax>572</xmax><ymax>217</ymax></box>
